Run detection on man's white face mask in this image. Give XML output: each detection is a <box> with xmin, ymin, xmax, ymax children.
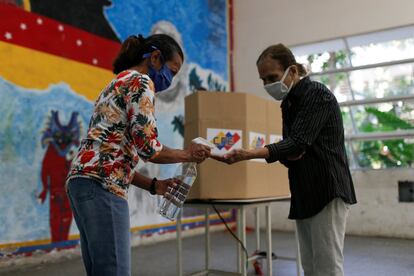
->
<box><xmin>264</xmin><ymin>66</ymin><xmax>294</xmax><ymax>101</ymax></box>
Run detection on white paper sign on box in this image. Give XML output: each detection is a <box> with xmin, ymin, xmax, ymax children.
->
<box><xmin>248</xmin><ymin>131</ymin><xmax>266</xmax><ymax>163</ymax></box>
<box><xmin>206</xmin><ymin>128</ymin><xmax>243</xmax><ymax>156</ymax></box>
<box><xmin>192</xmin><ymin>137</ymin><xmax>216</xmax><ymax>149</ymax></box>
<box><xmin>269</xmin><ymin>134</ymin><xmax>283</xmax><ymax>144</ymax></box>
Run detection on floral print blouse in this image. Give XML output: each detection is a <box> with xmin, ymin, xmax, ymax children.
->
<box><xmin>67</xmin><ymin>70</ymin><xmax>163</xmax><ymax>199</ymax></box>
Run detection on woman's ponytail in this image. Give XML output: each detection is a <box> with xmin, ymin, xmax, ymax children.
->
<box><xmin>112</xmin><ymin>33</ymin><xmax>184</xmax><ymax>75</ymax></box>
<box><xmin>112</xmin><ymin>35</ymin><xmax>146</xmax><ymax>74</ymax></box>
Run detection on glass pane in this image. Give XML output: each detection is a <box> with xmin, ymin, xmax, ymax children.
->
<box><xmin>349</xmin><ymin>63</ymin><xmax>414</xmax><ymax>100</ymax></box>
<box><xmin>400</xmin><ymin>100</ymin><xmax>414</xmax><ymax>122</ymax></box>
<box><xmin>297</xmin><ymin>50</ymin><xmax>351</xmax><ymax>73</ymax></box>
<box><xmin>345</xmin><ymin>141</ymin><xmax>358</xmax><ymax>169</ymax></box>
<box><xmin>350</xmin><ymin>38</ymin><xmax>414</xmax><ymax>67</ymax></box>
<box><xmin>349</xmin><ymin>102</ymin><xmax>414</xmax><ymax>133</ymax></box>
<box><xmin>352</xmin><ymin>139</ymin><xmax>414</xmax><ymax>169</ymax></box>
<box><xmin>340</xmin><ymin>107</ymin><xmax>355</xmax><ymax>135</ymax></box>
<box><xmin>345</xmin><ymin>102</ymin><xmax>414</xmax><ymax>169</ymax></box>
<box><xmin>313</xmin><ymin>73</ymin><xmax>352</xmax><ymax>102</ymax></box>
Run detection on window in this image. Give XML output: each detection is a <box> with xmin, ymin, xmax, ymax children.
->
<box><xmin>291</xmin><ymin>26</ymin><xmax>414</xmax><ymax>169</ymax></box>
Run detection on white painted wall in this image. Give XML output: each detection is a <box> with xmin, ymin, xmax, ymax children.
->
<box><xmin>233</xmin><ymin>0</ymin><xmax>414</xmax><ymax>98</ymax></box>
<box><xmin>248</xmin><ymin>169</ymin><xmax>414</xmax><ymax>238</ymax></box>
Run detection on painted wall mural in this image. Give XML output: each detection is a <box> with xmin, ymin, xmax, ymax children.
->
<box><xmin>39</xmin><ymin>111</ymin><xmax>80</xmax><ymax>244</ymax></box>
<box><xmin>0</xmin><ymin>0</ymin><xmax>229</xmax><ymax>255</ymax></box>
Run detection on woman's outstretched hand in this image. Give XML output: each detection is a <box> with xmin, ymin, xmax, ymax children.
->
<box><xmin>187</xmin><ymin>143</ymin><xmax>211</xmax><ymax>163</ymax></box>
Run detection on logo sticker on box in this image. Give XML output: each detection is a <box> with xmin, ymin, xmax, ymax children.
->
<box><xmin>207</xmin><ymin>128</ymin><xmax>243</xmax><ymax>156</ymax></box>
<box><xmin>249</xmin><ymin>132</ymin><xmax>266</xmax><ymax>163</ymax></box>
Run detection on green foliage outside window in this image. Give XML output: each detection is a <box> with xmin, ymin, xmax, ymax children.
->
<box><xmin>356</xmin><ymin>107</ymin><xmax>414</xmax><ymax>168</ymax></box>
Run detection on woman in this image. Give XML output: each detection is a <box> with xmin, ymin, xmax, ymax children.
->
<box><xmin>66</xmin><ymin>34</ymin><xmax>211</xmax><ymax>276</ymax></box>
<box><xmin>217</xmin><ymin>44</ymin><xmax>356</xmax><ymax>276</ymax></box>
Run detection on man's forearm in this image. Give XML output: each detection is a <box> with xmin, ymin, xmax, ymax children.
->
<box><xmin>266</xmin><ymin>138</ymin><xmax>305</xmax><ymax>163</ymax></box>
<box><xmin>248</xmin><ymin>147</ymin><xmax>270</xmax><ymax>159</ymax></box>
<box><xmin>247</xmin><ymin>146</ymin><xmax>303</xmax><ymax>161</ymax></box>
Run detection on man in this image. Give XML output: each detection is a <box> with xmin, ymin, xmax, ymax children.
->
<box><xmin>213</xmin><ymin>44</ymin><xmax>357</xmax><ymax>276</ymax></box>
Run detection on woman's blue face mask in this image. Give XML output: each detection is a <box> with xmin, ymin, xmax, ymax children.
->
<box><xmin>147</xmin><ymin>63</ymin><xmax>173</xmax><ymax>93</ymax></box>
<box><xmin>143</xmin><ymin>48</ymin><xmax>174</xmax><ymax>93</ymax></box>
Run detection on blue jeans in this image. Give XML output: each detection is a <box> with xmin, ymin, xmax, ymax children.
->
<box><xmin>67</xmin><ymin>177</ymin><xmax>131</xmax><ymax>276</ymax></box>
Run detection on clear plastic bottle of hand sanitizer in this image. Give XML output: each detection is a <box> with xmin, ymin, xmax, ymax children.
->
<box><xmin>158</xmin><ymin>162</ymin><xmax>197</xmax><ymax>221</ymax></box>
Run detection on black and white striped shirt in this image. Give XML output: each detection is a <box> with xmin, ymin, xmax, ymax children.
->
<box><xmin>265</xmin><ymin>77</ymin><xmax>357</xmax><ymax>219</ymax></box>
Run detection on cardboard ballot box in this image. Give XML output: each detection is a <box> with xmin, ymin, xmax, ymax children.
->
<box><xmin>184</xmin><ymin>91</ymin><xmax>290</xmax><ymax>200</ymax></box>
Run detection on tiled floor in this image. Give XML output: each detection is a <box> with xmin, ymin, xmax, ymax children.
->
<box><xmin>1</xmin><ymin>230</ymin><xmax>413</xmax><ymax>275</ymax></box>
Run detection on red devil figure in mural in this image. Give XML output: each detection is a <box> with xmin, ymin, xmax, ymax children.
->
<box><xmin>38</xmin><ymin>111</ymin><xmax>81</xmax><ymax>243</ymax></box>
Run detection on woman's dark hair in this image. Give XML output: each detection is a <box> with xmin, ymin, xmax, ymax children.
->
<box><xmin>256</xmin><ymin>43</ymin><xmax>307</xmax><ymax>77</ymax></box>
<box><xmin>112</xmin><ymin>34</ymin><xmax>184</xmax><ymax>74</ymax></box>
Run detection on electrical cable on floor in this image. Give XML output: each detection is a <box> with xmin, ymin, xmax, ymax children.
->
<box><xmin>211</xmin><ymin>204</ymin><xmax>249</xmax><ymax>270</ymax></box>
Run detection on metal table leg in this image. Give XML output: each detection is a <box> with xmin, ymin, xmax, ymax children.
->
<box><xmin>205</xmin><ymin>207</ymin><xmax>210</xmax><ymax>271</ymax></box>
<box><xmin>177</xmin><ymin>211</ymin><xmax>183</xmax><ymax>276</ymax></box>
<box><xmin>265</xmin><ymin>204</ymin><xmax>272</xmax><ymax>276</ymax></box>
<box><xmin>240</xmin><ymin>206</ymin><xmax>247</xmax><ymax>276</ymax></box>
<box><xmin>255</xmin><ymin>207</ymin><xmax>260</xmax><ymax>250</ymax></box>
<box><xmin>237</xmin><ymin>208</ymin><xmax>242</xmax><ymax>273</ymax></box>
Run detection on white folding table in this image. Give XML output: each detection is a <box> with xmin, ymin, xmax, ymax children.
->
<box><xmin>176</xmin><ymin>197</ymin><xmax>302</xmax><ymax>276</ymax></box>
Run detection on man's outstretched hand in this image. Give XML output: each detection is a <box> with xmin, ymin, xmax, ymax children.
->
<box><xmin>210</xmin><ymin>149</ymin><xmax>306</xmax><ymax>164</ymax></box>
<box><xmin>210</xmin><ymin>149</ymin><xmax>252</xmax><ymax>164</ymax></box>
